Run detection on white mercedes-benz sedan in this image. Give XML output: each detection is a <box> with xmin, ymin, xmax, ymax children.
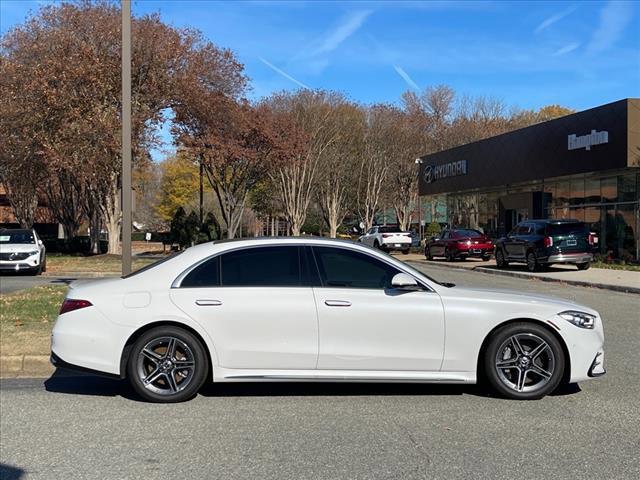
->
<box><xmin>50</xmin><ymin>237</ymin><xmax>605</xmax><ymax>403</ymax></box>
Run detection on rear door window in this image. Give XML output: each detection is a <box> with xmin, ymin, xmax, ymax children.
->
<box><xmin>181</xmin><ymin>256</ymin><xmax>220</xmax><ymax>288</ymax></box>
<box><xmin>220</xmin><ymin>246</ymin><xmax>301</xmax><ymax>287</ymax></box>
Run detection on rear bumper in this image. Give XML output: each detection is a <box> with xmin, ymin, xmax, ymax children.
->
<box><xmin>380</xmin><ymin>242</ymin><xmax>412</xmax><ymax>251</ymax></box>
<box><xmin>545</xmin><ymin>253</ymin><xmax>593</xmax><ymax>264</ymax></box>
<box><xmin>456</xmin><ymin>246</ymin><xmax>494</xmax><ymax>257</ymax></box>
<box><xmin>50</xmin><ymin>351</ymin><xmax>122</xmax><ymax>379</ymax></box>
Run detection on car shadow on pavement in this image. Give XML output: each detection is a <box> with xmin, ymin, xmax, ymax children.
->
<box><xmin>44</xmin><ymin>368</ymin><xmax>139</xmax><ymax>400</ymax></box>
<box><xmin>0</xmin><ymin>463</ymin><xmax>25</xmax><ymax>480</ymax></box>
<box><xmin>478</xmin><ymin>265</ymin><xmax>579</xmax><ymax>274</ymax></box>
<box><xmin>44</xmin><ymin>368</ymin><xmax>581</xmax><ymax>402</ymax></box>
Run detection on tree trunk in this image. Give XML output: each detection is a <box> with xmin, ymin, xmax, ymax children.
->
<box><xmin>101</xmin><ymin>180</ymin><xmax>121</xmax><ymax>255</ymax></box>
<box><xmin>89</xmin><ymin>208</ymin><xmax>102</xmax><ymax>254</ymax></box>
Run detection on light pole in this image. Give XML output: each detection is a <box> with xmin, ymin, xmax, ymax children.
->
<box><xmin>121</xmin><ymin>0</ymin><xmax>132</xmax><ymax>275</ymax></box>
<box><xmin>415</xmin><ymin>158</ymin><xmax>423</xmax><ymax>243</ymax></box>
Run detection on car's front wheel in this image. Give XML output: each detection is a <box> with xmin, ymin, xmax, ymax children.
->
<box><xmin>127</xmin><ymin>326</ymin><xmax>208</xmax><ymax>403</ymax></box>
<box><xmin>425</xmin><ymin>246</ymin><xmax>433</xmax><ymax>261</ymax></box>
<box><xmin>576</xmin><ymin>262</ymin><xmax>590</xmax><ymax>271</ymax></box>
<box><xmin>495</xmin><ymin>248</ymin><xmax>508</xmax><ymax>268</ymax></box>
<box><xmin>526</xmin><ymin>251</ymin><xmax>539</xmax><ymax>272</ymax></box>
<box><xmin>484</xmin><ymin>322</ymin><xmax>565</xmax><ymax>400</ymax></box>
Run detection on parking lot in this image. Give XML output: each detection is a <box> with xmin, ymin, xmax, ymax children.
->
<box><xmin>1</xmin><ymin>264</ymin><xmax>639</xmax><ymax>479</ymax></box>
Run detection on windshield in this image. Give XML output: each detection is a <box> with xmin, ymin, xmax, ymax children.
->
<box><xmin>121</xmin><ymin>251</ymin><xmax>183</xmax><ymax>278</ymax></box>
<box><xmin>0</xmin><ymin>231</ymin><xmax>35</xmax><ymax>244</ymax></box>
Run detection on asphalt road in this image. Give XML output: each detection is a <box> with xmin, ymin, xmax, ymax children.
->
<box><xmin>0</xmin><ymin>274</ymin><xmax>82</xmax><ymax>294</ymax></box>
<box><xmin>1</xmin><ymin>265</ymin><xmax>639</xmax><ymax>479</ymax></box>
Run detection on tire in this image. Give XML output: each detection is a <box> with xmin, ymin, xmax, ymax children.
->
<box><xmin>576</xmin><ymin>262</ymin><xmax>590</xmax><ymax>271</ymax></box>
<box><xmin>495</xmin><ymin>249</ymin><xmax>508</xmax><ymax>268</ymax></box>
<box><xmin>41</xmin><ymin>257</ymin><xmax>46</xmax><ymax>273</ymax></box>
<box><xmin>373</xmin><ymin>240</ymin><xmax>380</xmax><ymax>250</ymax></box>
<box><xmin>526</xmin><ymin>251</ymin><xmax>538</xmax><ymax>272</ymax></box>
<box><xmin>127</xmin><ymin>326</ymin><xmax>209</xmax><ymax>403</ymax></box>
<box><xmin>484</xmin><ymin>322</ymin><xmax>565</xmax><ymax>400</ymax></box>
<box><xmin>402</xmin><ymin>249</ymin><xmax>410</xmax><ymax>255</ymax></box>
<box><xmin>445</xmin><ymin>248</ymin><xmax>455</xmax><ymax>262</ymax></box>
<box><xmin>425</xmin><ymin>247</ymin><xmax>433</xmax><ymax>261</ymax></box>
<box><xmin>482</xmin><ymin>255</ymin><xmax>491</xmax><ymax>262</ymax></box>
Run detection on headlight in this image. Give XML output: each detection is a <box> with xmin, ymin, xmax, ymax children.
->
<box><xmin>27</xmin><ymin>250</ymin><xmax>39</xmax><ymax>256</ymax></box>
<box><xmin>559</xmin><ymin>310</ymin><xmax>596</xmax><ymax>329</ymax></box>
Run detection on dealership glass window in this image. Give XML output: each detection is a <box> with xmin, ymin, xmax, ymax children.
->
<box><xmin>570</xmin><ymin>178</ymin><xmax>585</xmax><ymax>206</ymax></box>
<box><xmin>601</xmin><ymin>177</ymin><xmax>617</xmax><ymax>203</ymax></box>
<box><xmin>570</xmin><ymin>208</ymin><xmax>585</xmax><ymax>222</ymax></box>
<box><xmin>615</xmin><ymin>205</ymin><xmax>637</xmax><ymax>261</ymax></box>
<box><xmin>584</xmin><ymin>207</ymin><xmax>600</xmax><ymax>240</ymax></box>
<box><xmin>555</xmin><ymin>180</ymin><xmax>571</xmax><ymax>208</ymax></box>
<box><xmin>618</xmin><ymin>173</ymin><xmax>637</xmax><ymax>202</ymax></box>
<box><xmin>584</xmin><ymin>177</ymin><xmax>600</xmax><ymax>204</ymax></box>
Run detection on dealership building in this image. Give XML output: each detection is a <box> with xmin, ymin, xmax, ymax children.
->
<box><xmin>417</xmin><ymin>98</ymin><xmax>640</xmax><ymax>260</ymax></box>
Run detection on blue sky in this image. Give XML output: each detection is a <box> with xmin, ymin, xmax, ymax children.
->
<box><xmin>2</xmin><ymin>0</ymin><xmax>639</xmax><ymax>160</ymax></box>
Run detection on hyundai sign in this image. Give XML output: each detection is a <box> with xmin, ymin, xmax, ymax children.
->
<box><xmin>423</xmin><ymin>159</ymin><xmax>468</xmax><ymax>184</ymax></box>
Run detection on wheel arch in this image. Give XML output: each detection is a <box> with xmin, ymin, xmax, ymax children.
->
<box><xmin>476</xmin><ymin>317</ymin><xmax>571</xmax><ymax>386</ymax></box>
<box><xmin>119</xmin><ymin>320</ymin><xmax>214</xmax><ymax>380</ymax></box>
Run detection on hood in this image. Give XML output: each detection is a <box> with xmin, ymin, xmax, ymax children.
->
<box><xmin>0</xmin><ymin>243</ymin><xmax>39</xmax><ymax>253</ymax></box>
<box><xmin>441</xmin><ymin>285</ymin><xmax>597</xmax><ymax>316</ymax></box>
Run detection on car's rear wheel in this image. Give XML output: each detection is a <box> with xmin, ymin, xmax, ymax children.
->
<box><xmin>425</xmin><ymin>246</ymin><xmax>433</xmax><ymax>261</ymax></box>
<box><xmin>482</xmin><ymin>255</ymin><xmax>491</xmax><ymax>262</ymax></box>
<box><xmin>402</xmin><ymin>249</ymin><xmax>410</xmax><ymax>255</ymax></box>
<box><xmin>445</xmin><ymin>248</ymin><xmax>455</xmax><ymax>262</ymax></box>
<box><xmin>484</xmin><ymin>322</ymin><xmax>565</xmax><ymax>400</ymax></box>
<box><xmin>127</xmin><ymin>326</ymin><xmax>208</xmax><ymax>403</ymax></box>
<box><xmin>373</xmin><ymin>240</ymin><xmax>380</xmax><ymax>249</ymax></box>
<box><xmin>526</xmin><ymin>251</ymin><xmax>539</xmax><ymax>272</ymax></box>
<box><xmin>576</xmin><ymin>262</ymin><xmax>590</xmax><ymax>271</ymax></box>
<box><xmin>495</xmin><ymin>249</ymin><xmax>508</xmax><ymax>268</ymax></box>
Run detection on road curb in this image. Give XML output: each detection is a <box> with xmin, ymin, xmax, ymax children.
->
<box><xmin>408</xmin><ymin>260</ymin><xmax>640</xmax><ymax>295</ymax></box>
<box><xmin>0</xmin><ymin>355</ymin><xmax>53</xmax><ymax>378</ymax></box>
<box><xmin>42</xmin><ymin>272</ymin><xmax>119</xmax><ymax>278</ymax></box>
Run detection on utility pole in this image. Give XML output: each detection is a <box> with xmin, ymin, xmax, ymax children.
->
<box><xmin>199</xmin><ymin>159</ymin><xmax>204</xmax><ymax>224</ymax></box>
<box><xmin>415</xmin><ymin>158</ymin><xmax>424</xmax><ymax>242</ymax></box>
<box><xmin>121</xmin><ymin>0</ymin><xmax>132</xmax><ymax>275</ymax></box>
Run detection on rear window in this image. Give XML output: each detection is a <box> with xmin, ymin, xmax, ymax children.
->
<box><xmin>378</xmin><ymin>226</ymin><xmax>403</xmax><ymax>233</ymax></box>
<box><xmin>548</xmin><ymin>222</ymin><xmax>588</xmax><ymax>235</ymax></box>
<box><xmin>453</xmin><ymin>229</ymin><xmax>483</xmax><ymax>238</ymax></box>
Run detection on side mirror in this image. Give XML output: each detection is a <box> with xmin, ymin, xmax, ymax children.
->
<box><xmin>391</xmin><ymin>273</ymin><xmax>419</xmax><ymax>289</ymax></box>
<box><xmin>38</xmin><ymin>239</ymin><xmax>43</xmax><ymax>246</ymax></box>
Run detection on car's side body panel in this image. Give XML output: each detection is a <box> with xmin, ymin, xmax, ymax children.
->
<box><xmin>50</xmin><ymin>237</ymin><xmax>605</xmax><ymax>390</ymax></box>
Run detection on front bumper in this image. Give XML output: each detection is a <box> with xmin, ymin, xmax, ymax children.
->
<box><xmin>0</xmin><ymin>262</ymin><xmax>39</xmax><ymax>272</ymax></box>
<box><xmin>545</xmin><ymin>252</ymin><xmax>593</xmax><ymax>264</ymax></box>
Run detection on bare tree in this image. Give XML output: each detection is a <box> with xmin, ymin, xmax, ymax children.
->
<box><xmin>262</xmin><ymin>91</ymin><xmax>345</xmax><ymax>236</ymax></box>
<box><xmin>316</xmin><ymin>102</ymin><xmax>364</xmax><ymax>237</ymax></box>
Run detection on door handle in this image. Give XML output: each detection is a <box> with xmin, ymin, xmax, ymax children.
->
<box><xmin>325</xmin><ymin>300</ymin><xmax>351</xmax><ymax>307</ymax></box>
<box><xmin>195</xmin><ymin>299</ymin><xmax>222</xmax><ymax>306</ymax></box>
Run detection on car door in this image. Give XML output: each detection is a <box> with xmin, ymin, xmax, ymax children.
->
<box><xmin>169</xmin><ymin>245</ymin><xmax>318</xmax><ymax>370</ymax></box>
<box><xmin>310</xmin><ymin>246</ymin><xmax>445</xmax><ymax>371</ymax></box>
<box><xmin>504</xmin><ymin>224</ymin><xmax>525</xmax><ymax>259</ymax></box>
<box><xmin>432</xmin><ymin>230</ymin><xmax>448</xmax><ymax>256</ymax></box>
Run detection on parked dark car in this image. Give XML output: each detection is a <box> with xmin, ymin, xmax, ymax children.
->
<box><xmin>494</xmin><ymin>219</ymin><xmax>595</xmax><ymax>272</ymax></box>
<box><xmin>425</xmin><ymin>228</ymin><xmax>494</xmax><ymax>261</ymax></box>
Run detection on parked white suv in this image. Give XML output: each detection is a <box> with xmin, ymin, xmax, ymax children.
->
<box><xmin>0</xmin><ymin>228</ymin><xmax>47</xmax><ymax>275</ymax></box>
<box><xmin>359</xmin><ymin>225</ymin><xmax>412</xmax><ymax>254</ymax></box>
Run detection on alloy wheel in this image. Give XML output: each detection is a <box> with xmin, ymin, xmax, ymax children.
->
<box><xmin>526</xmin><ymin>252</ymin><xmax>537</xmax><ymax>272</ymax></box>
<box><xmin>495</xmin><ymin>333</ymin><xmax>555</xmax><ymax>393</ymax></box>
<box><xmin>136</xmin><ymin>336</ymin><xmax>196</xmax><ymax>396</ymax></box>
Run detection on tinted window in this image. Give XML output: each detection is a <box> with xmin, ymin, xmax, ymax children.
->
<box><xmin>442</xmin><ymin>231</ymin><xmax>450</xmax><ymax>239</ymax></box>
<box><xmin>181</xmin><ymin>256</ymin><xmax>220</xmax><ymax>287</ymax></box>
<box><xmin>221</xmin><ymin>246</ymin><xmax>300</xmax><ymax>287</ymax></box>
<box><xmin>453</xmin><ymin>229</ymin><xmax>483</xmax><ymax>238</ymax></box>
<box><xmin>378</xmin><ymin>226</ymin><xmax>402</xmax><ymax>233</ymax></box>
<box><xmin>312</xmin><ymin>246</ymin><xmax>400</xmax><ymax>289</ymax></box>
<box><xmin>548</xmin><ymin>222</ymin><xmax>588</xmax><ymax>236</ymax></box>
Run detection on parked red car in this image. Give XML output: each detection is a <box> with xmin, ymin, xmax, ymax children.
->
<box><xmin>425</xmin><ymin>228</ymin><xmax>494</xmax><ymax>261</ymax></box>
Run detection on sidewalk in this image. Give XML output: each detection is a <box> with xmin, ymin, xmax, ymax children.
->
<box><xmin>399</xmin><ymin>253</ymin><xmax>640</xmax><ymax>294</ymax></box>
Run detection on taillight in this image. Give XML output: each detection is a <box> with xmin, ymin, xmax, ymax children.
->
<box><xmin>588</xmin><ymin>233</ymin><xmax>598</xmax><ymax>245</ymax></box>
<box><xmin>543</xmin><ymin>236</ymin><xmax>553</xmax><ymax>248</ymax></box>
<box><xmin>59</xmin><ymin>299</ymin><xmax>93</xmax><ymax>315</ymax></box>
<box><xmin>382</xmin><ymin>234</ymin><xmax>392</xmax><ymax>238</ymax></box>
